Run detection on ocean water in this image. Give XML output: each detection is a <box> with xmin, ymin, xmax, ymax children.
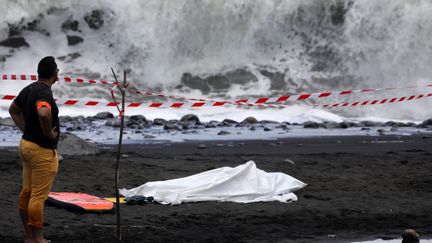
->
<box><xmin>1</xmin><ymin>0</ymin><xmax>432</xmax><ymax>122</ymax></box>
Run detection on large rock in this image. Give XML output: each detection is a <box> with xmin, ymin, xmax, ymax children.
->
<box><xmin>260</xmin><ymin>120</ymin><xmax>279</xmax><ymax>124</ymax></box>
<box><xmin>163</xmin><ymin>123</ymin><xmax>182</xmax><ymax>131</ymax></box>
<box><xmin>358</xmin><ymin>121</ymin><xmax>382</xmax><ymax>127</ymax></box>
<box><xmin>340</xmin><ymin>122</ymin><xmax>357</xmax><ymax>128</ymax></box>
<box><xmin>57</xmin><ymin>53</ymin><xmax>81</xmax><ymax>63</ymax></box>
<box><xmin>105</xmin><ymin>117</ymin><xmax>129</xmax><ymax>128</ymax></box>
<box><xmin>275</xmin><ymin>124</ymin><xmax>289</xmax><ymax>130</ymax></box>
<box><xmin>322</xmin><ymin>122</ymin><xmax>355</xmax><ymax>129</ymax></box>
<box><xmin>65</xmin><ymin>121</ymin><xmax>87</xmax><ymax>131</ymax></box>
<box><xmin>62</xmin><ymin>116</ymin><xmax>92</xmax><ymax>131</ymax></box>
<box><xmin>127</xmin><ymin>115</ymin><xmax>147</xmax><ymax>129</ymax></box>
<box><xmin>222</xmin><ymin>119</ymin><xmax>238</xmax><ymax>126</ymax></box>
<box><xmin>384</xmin><ymin>121</ymin><xmax>415</xmax><ymax>127</ymax></box>
<box><xmin>61</xmin><ymin>18</ymin><xmax>80</xmax><ymax>32</ymax></box>
<box><xmin>129</xmin><ymin>115</ymin><xmax>147</xmax><ymax>124</ymax></box>
<box><xmin>180</xmin><ymin>114</ymin><xmax>200</xmax><ymax>123</ymax></box>
<box><xmin>218</xmin><ymin>130</ymin><xmax>231</xmax><ymax>135</ymax></box>
<box><xmin>0</xmin><ymin>117</ymin><xmax>16</xmax><ymax>127</ymax></box>
<box><xmin>84</xmin><ymin>10</ymin><xmax>105</xmax><ymax>30</ymax></box>
<box><xmin>421</xmin><ymin>118</ymin><xmax>432</xmax><ymax>127</ymax></box>
<box><xmin>303</xmin><ymin>121</ymin><xmax>320</xmax><ymax>129</ymax></box>
<box><xmin>241</xmin><ymin>117</ymin><xmax>258</xmax><ymax>124</ymax></box>
<box><xmin>93</xmin><ymin>112</ymin><xmax>114</xmax><ymax>119</ymax></box>
<box><xmin>59</xmin><ymin>116</ymin><xmax>75</xmax><ymax>123</ymax></box>
<box><xmin>57</xmin><ymin>132</ymin><xmax>99</xmax><ymax>156</ymax></box>
<box><xmin>205</xmin><ymin>121</ymin><xmax>221</xmax><ymax>128</ymax></box>
<box><xmin>67</xmin><ymin>35</ymin><xmax>83</xmax><ymax>46</ymax></box>
<box><xmin>153</xmin><ymin>118</ymin><xmax>167</xmax><ymax>126</ymax></box>
<box><xmin>337</xmin><ymin>122</ymin><xmax>349</xmax><ymax>129</ymax></box>
<box><xmin>0</xmin><ymin>37</ymin><xmax>29</xmax><ymax>48</ymax></box>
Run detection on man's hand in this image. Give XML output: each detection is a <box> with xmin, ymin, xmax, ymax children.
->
<box><xmin>50</xmin><ymin>127</ymin><xmax>58</xmax><ymax>140</ymax></box>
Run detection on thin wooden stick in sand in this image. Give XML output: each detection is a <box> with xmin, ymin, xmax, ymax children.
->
<box><xmin>111</xmin><ymin>68</ymin><xmax>127</xmax><ymax>241</ymax></box>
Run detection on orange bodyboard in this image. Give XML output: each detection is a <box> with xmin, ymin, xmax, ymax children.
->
<box><xmin>48</xmin><ymin>192</ymin><xmax>114</xmax><ymax>212</ymax></box>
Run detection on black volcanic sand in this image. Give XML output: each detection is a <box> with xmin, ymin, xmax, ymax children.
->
<box><xmin>1</xmin><ymin>135</ymin><xmax>432</xmax><ymax>242</ymax></box>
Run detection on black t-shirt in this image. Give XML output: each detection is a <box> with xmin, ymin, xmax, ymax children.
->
<box><xmin>14</xmin><ymin>82</ymin><xmax>60</xmax><ymax>149</ymax></box>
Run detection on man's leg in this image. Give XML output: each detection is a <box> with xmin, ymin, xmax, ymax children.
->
<box><xmin>19</xmin><ymin>186</ymin><xmax>33</xmax><ymax>241</ymax></box>
<box><xmin>27</xmin><ymin>144</ymin><xmax>58</xmax><ymax>243</ymax></box>
<box><xmin>28</xmin><ymin>169</ymin><xmax>56</xmax><ymax>243</ymax></box>
<box><xmin>18</xmin><ymin>139</ymin><xmax>34</xmax><ymax>242</ymax></box>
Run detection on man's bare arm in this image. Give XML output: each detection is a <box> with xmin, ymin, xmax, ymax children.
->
<box><xmin>9</xmin><ymin>102</ymin><xmax>25</xmax><ymax>132</ymax></box>
<box><xmin>38</xmin><ymin>106</ymin><xmax>57</xmax><ymax>140</ymax></box>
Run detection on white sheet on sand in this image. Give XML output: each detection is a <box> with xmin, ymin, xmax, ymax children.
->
<box><xmin>120</xmin><ymin>161</ymin><xmax>306</xmax><ymax>205</ymax></box>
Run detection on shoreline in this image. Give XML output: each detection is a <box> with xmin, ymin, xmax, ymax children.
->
<box><xmin>1</xmin><ymin>113</ymin><xmax>431</xmax><ymax>147</ymax></box>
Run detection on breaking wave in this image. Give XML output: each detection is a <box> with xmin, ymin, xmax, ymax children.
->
<box><xmin>0</xmin><ymin>0</ymin><xmax>431</xmax><ymax>121</ymax></box>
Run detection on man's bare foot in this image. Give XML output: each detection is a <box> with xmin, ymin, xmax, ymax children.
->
<box><xmin>23</xmin><ymin>239</ymin><xmax>50</xmax><ymax>243</ymax></box>
<box><xmin>25</xmin><ymin>237</ymin><xmax>50</xmax><ymax>243</ymax></box>
<box><xmin>34</xmin><ymin>239</ymin><xmax>51</xmax><ymax>243</ymax></box>
<box><xmin>31</xmin><ymin>226</ymin><xmax>51</xmax><ymax>243</ymax></box>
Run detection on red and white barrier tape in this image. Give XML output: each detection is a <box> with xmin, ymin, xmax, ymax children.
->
<box><xmin>128</xmin><ymin>84</ymin><xmax>432</xmax><ymax>105</ymax></box>
<box><xmin>0</xmin><ymin>74</ymin><xmax>285</xmax><ymax>108</ymax></box>
<box><xmin>127</xmin><ymin>88</ymin><xmax>286</xmax><ymax>108</ymax></box>
<box><xmin>1</xmin><ymin>74</ymin><xmax>114</xmax><ymax>85</ymax></box>
<box><xmin>0</xmin><ymin>94</ymin><xmax>275</xmax><ymax>108</ymax></box>
<box><xmin>0</xmin><ymin>74</ymin><xmax>284</xmax><ymax>108</ymax></box>
<box><xmin>2</xmin><ymin>92</ymin><xmax>431</xmax><ymax>109</ymax></box>
<box><xmin>2</xmin><ymin>73</ymin><xmax>432</xmax><ymax>105</ymax></box>
<box><xmin>319</xmin><ymin>93</ymin><xmax>432</xmax><ymax>108</ymax></box>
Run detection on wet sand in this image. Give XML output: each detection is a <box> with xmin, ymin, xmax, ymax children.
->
<box><xmin>1</xmin><ymin>135</ymin><xmax>432</xmax><ymax>242</ymax></box>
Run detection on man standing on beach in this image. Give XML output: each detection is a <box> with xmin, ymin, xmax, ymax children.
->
<box><xmin>9</xmin><ymin>56</ymin><xmax>60</xmax><ymax>243</ymax></box>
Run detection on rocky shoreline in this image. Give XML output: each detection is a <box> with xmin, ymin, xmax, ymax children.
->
<box><xmin>2</xmin><ymin>112</ymin><xmax>431</xmax><ymax>134</ymax></box>
<box><xmin>1</xmin><ymin>113</ymin><xmax>432</xmax><ymax>152</ymax></box>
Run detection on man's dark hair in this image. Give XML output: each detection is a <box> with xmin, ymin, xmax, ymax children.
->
<box><xmin>37</xmin><ymin>56</ymin><xmax>57</xmax><ymax>79</ymax></box>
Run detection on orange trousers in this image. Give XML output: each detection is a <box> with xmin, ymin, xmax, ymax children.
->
<box><xmin>19</xmin><ymin>139</ymin><xmax>58</xmax><ymax>228</ymax></box>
